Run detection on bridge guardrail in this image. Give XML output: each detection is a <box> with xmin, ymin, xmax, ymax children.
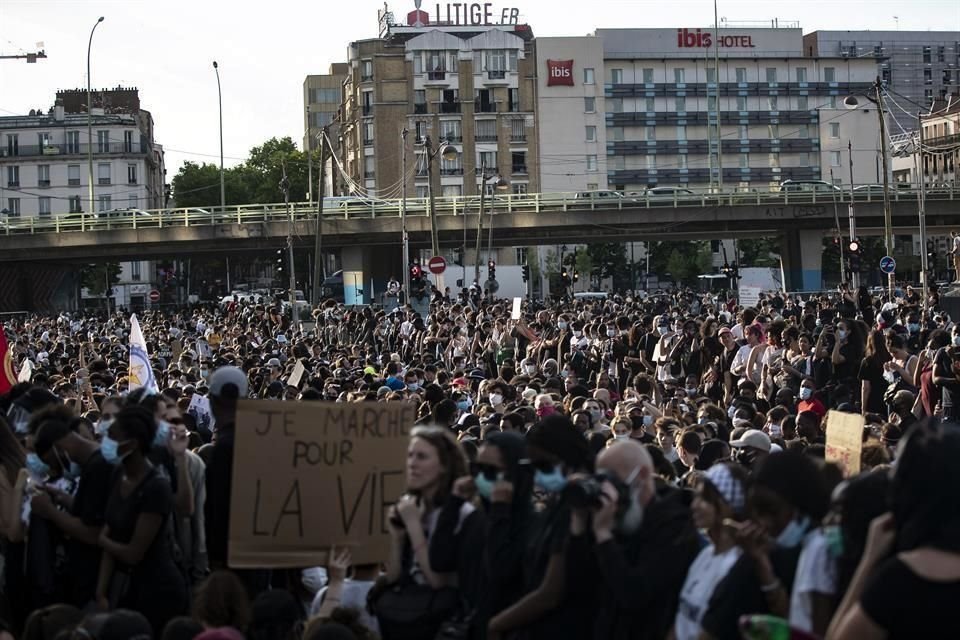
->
<box><xmin>0</xmin><ymin>186</ymin><xmax>955</xmax><ymax>236</ymax></box>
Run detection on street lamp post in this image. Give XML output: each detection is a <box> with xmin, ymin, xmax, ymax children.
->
<box><xmin>86</xmin><ymin>16</ymin><xmax>104</xmax><ymax>218</ymax></box>
<box><xmin>212</xmin><ymin>61</ymin><xmax>225</xmax><ymax>212</ymax></box>
<box><xmin>422</xmin><ymin>135</ymin><xmax>458</xmax><ymax>260</ymax></box>
<box><xmin>401</xmin><ymin>129</ymin><xmax>411</xmax><ymax>303</ymax></box>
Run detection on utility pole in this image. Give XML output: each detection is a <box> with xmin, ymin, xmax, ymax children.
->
<box><xmin>424</xmin><ymin>135</ymin><xmax>440</xmax><ymax>258</ymax></box>
<box><xmin>917</xmin><ymin>112</ymin><xmax>929</xmax><ymax>308</ymax></box>
<box><xmin>401</xmin><ymin>129</ymin><xmax>411</xmax><ymax>304</ymax></box>
<box><xmin>312</xmin><ymin>127</ymin><xmax>328</xmax><ymax>305</ymax></box>
<box><xmin>830</xmin><ymin>168</ymin><xmax>846</xmax><ymax>284</ymax></box>
<box><xmin>280</xmin><ymin>160</ymin><xmax>296</xmax><ymax>315</ymax></box>
<box><xmin>847</xmin><ymin>139</ymin><xmax>859</xmax><ymax>289</ymax></box>
<box><xmin>875</xmin><ymin>77</ymin><xmax>894</xmax><ymax>299</ymax></box>
<box><xmin>475</xmin><ymin>158</ymin><xmax>486</xmax><ymax>286</ymax></box>
<box><xmin>713</xmin><ymin>0</ymin><xmax>723</xmax><ymax>192</ymax></box>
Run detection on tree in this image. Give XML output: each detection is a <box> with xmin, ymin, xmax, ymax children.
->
<box><xmin>653</xmin><ymin>241</ymin><xmax>712</xmax><ymax>286</ymax></box>
<box><xmin>737</xmin><ymin>238</ymin><xmax>781</xmax><ymax>268</ymax></box>
<box><xmin>170</xmin><ymin>161</ymin><xmax>252</xmax><ymax>208</ymax></box>
<box><xmin>245</xmin><ymin>137</ymin><xmax>311</xmax><ymax>204</ymax></box>
<box><xmin>81</xmin><ymin>263</ymin><xmax>122</xmax><ymax>309</ymax></box>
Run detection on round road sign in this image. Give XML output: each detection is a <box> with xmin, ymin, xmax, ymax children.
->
<box><xmin>879</xmin><ymin>256</ymin><xmax>896</xmax><ymax>275</ymax></box>
<box><xmin>428</xmin><ymin>256</ymin><xmax>447</xmax><ymax>275</ymax></box>
<box><xmin>149</xmin><ymin>289</ymin><xmax>161</xmax><ymax>303</ymax></box>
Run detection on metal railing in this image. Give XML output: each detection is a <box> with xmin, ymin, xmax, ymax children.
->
<box><xmin>0</xmin><ymin>185</ymin><xmax>957</xmax><ymax>236</ymax></box>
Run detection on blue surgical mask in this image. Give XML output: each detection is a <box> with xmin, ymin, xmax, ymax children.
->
<box><xmin>558</xmin><ymin>321</ymin><xmax>568</xmax><ymax>331</ymax></box>
<box><xmin>643</xmin><ymin>415</ymin><xmax>654</xmax><ymax>426</ymax></box>
<box><xmin>534</xmin><ymin>465</ymin><xmax>567</xmax><ymax>493</ymax></box>
<box><xmin>26</xmin><ymin>453</ymin><xmax>50</xmax><ymax>478</ymax></box>
<box><xmin>775</xmin><ymin>516</ymin><xmax>811</xmax><ymax>548</ymax></box>
<box><xmin>837</xmin><ymin>329</ymin><xmax>848</xmax><ymax>341</ymax></box>
<box><xmin>907</xmin><ymin>323</ymin><xmax>919</xmax><ymax>333</ymax></box>
<box><xmin>407</xmin><ymin>382</ymin><xmax>420</xmax><ymax>391</ymax></box>
<box><xmin>474</xmin><ymin>473</ymin><xmax>495</xmax><ymax>500</ymax></box>
<box><xmin>456</xmin><ymin>400</ymin><xmax>471</xmax><ymax>412</ymax></box>
<box><xmin>101</xmin><ymin>436</ymin><xmax>130</xmax><ymax>466</ymax></box>
<box><xmin>799</xmin><ymin>387</ymin><xmax>813</xmax><ymax>400</ymax></box>
<box><xmin>685</xmin><ymin>387</ymin><xmax>698</xmax><ymax>397</ymax></box>
<box><xmin>95</xmin><ymin>418</ymin><xmax>113</xmax><ymax>437</ymax></box>
<box><xmin>823</xmin><ymin>524</ymin><xmax>844</xmax><ymax>557</ymax></box>
<box><xmin>153</xmin><ymin>420</ymin><xmax>171</xmax><ymax>448</ymax></box>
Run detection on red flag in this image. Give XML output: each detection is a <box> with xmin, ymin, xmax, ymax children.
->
<box><xmin>0</xmin><ymin>329</ymin><xmax>16</xmax><ymax>395</ymax></box>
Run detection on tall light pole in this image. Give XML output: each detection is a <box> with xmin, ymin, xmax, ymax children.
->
<box><xmin>422</xmin><ymin>135</ymin><xmax>458</xmax><ymax>259</ymax></box>
<box><xmin>400</xmin><ymin>129</ymin><xmax>411</xmax><ymax>302</ymax></box>
<box><xmin>86</xmin><ymin>16</ymin><xmax>104</xmax><ymax>217</ymax></box>
<box><xmin>213</xmin><ymin>61</ymin><xmax>225</xmax><ymax>211</ymax></box>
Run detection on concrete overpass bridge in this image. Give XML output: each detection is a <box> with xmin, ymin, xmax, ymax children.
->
<box><xmin>1</xmin><ymin>188</ymin><xmax>957</xmax><ymax>309</ymax></box>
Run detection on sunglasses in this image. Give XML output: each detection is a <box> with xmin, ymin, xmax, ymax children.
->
<box><xmin>470</xmin><ymin>462</ymin><xmax>504</xmax><ymax>481</ymax></box>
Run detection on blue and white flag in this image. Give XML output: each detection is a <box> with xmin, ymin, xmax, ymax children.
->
<box><xmin>128</xmin><ymin>314</ymin><xmax>158</xmax><ymax>393</ymax></box>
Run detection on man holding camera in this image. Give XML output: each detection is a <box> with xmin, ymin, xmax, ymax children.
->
<box><xmin>567</xmin><ymin>440</ymin><xmax>700</xmax><ymax>640</ymax></box>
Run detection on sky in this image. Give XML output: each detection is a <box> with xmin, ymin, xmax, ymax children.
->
<box><xmin>1</xmin><ymin>0</ymin><xmax>957</xmax><ymax>180</ymax></box>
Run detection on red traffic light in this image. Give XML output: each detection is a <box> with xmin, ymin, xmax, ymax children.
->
<box><xmin>848</xmin><ymin>240</ymin><xmax>860</xmax><ymax>253</ymax></box>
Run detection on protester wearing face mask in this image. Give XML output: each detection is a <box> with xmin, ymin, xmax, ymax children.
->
<box><xmin>96</xmin><ymin>406</ymin><xmax>189</xmax><ymax>635</ymax></box>
<box><xmin>609</xmin><ymin>417</ymin><xmax>632</xmax><ymax>444</ymax></box>
<box><xmin>29</xmin><ymin>415</ymin><xmax>114</xmax><ymax>608</ymax></box>
<box><xmin>567</xmin><ymin>440</ymin><xmax>700</xmax><ymax>640</ymax></box>
<box><xmin>487</xmin><ymin>383</ymin><xmax>507</xmax><ymax>413</ymax></box>
<box><xmin>489</xmin><ymin>416</ymin><xmax>595</xmax><ymax>640</ymax></box>
<box><xmin>796</xmin><ymin>378</ymin><xmax>826</xmax><ymax>420</ymax></box>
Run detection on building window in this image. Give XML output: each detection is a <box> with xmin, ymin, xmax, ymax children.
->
<box><xmin>511</xmin><ymin>183</ymin><xmax>527</xmax><ymax>195</ymax></box>
<box><xmin>610</xmin><ymin>68</ymin><xmax>623</xmax><ymax>84</ymax></box>
<box><xmin>97</xmin><ymin>130</ymin><xmax>109</xmax><ymax>153</ymax></box>
<box><xmin>510</xmin><ymin>118</ymin><xmax>525</xmax><ymax>141</ymax></box>
<box><xmin>37</xmin><ymin>132</ymin><xmax>51</xmax><ymax>148</ymax></box>
<box><xmin>414</xmin><ymin>90</ymin><xmax>427</xmax><ymax>114</ymax></box>
<box><xmin>37</xmin><ymin>165</ymin><xmax>50</xmax><ymax>187</ymax></box>
<box><xmin>795</xmin><ymin>67</ymin><xmax>807</xmax><ymax>83</ymax></box>
<box><xmin>642</xmin><ymin>68</ymin><xmax>654</xmax><ymax>84</ymax></box>
<box><xmin>439</xmin><ymin>120</ymin><xmax>460</xmax><ymax>142</ymax></box>
<box><xmin>924</xmin><ymin>68</ymin><xmax>932</xmax><ymax>84</ymax></box>
<box><xmin>674</xmin><ymin>68</ymin><xmax>685</xmax><ymax>84</ymax></box>
<box><xmin>738</xmin><ymin>125</ymin><xmax>748</xmax><ymax>139</ymax></box>
<box><xmin>767</xmin><ymin>96</ymin><xmax>778</xmax><ymax>111</ymax></box>
<box><xmin>608</xmin><ymin>98</ymin><xmax>623</xmax><ymax>113</ymax></box>
<box><xmin>737</xmin><ymin>96</ymin><xmax>748</xmax><ymax>111</ymax></box>
<box><xmin>312</xmin><ymin>87</ymin><xmax>340</xmax><ymax>103</ymax></box>
<box><xmin>5</xmin><ymin>198</ymin><xmax>19</xmax><ymax>217</ymax></box>
<box><xmin>98</xmin><ymin>195</ymin><xmax>111</xmax><ymax>211</ymax></box>
<box><xmin>706</xmin><ymin>67</ymin><xmax>717</xmax><ymax>83</ymax></box>
<box><xmin>362</xmin><ymin>91</ymin><xmax>373</xmax><ymax>115</ymax></box>
<box><xmin>131</xmin><ymin>261</ymin><xmax>142</xmax><ymax>281</ymax></box>
<box><xmin>586</xmin><ymin>155</ymin><xmax>598</xmax><ymax>172</ymax></box>
<box><xmin>768</xmin><ymin>124</ymin><xmax>779</xmax><ymax>139</ymax></box>
<box><xmin>924</xmin><ymin>89</ymin><xmax>933</xmax><ymax>104</ymax></box>
<box><xmin>830</xmin><ymin>151</ymin><xmax>842</xmax><ymax>167</ymax></box>
<box><xmin>6</xmin><ymin>166</ymin><xmax>19</xmax><ymax>187</ymax></box>
<box><xmin>515</xmin><ymin>247</ymin><xmax>528</xmax><ymax>265</ymax></box>
<box><xmin>798</xmin><ymin>96</ymin><xmax>809</xmax><ymax>110</ymax></box>
<box><xmin>608</xmin><ymin>126</ymin><xmax>623</xmax><ymax>142</ymax></box>
<box><xmin>584</xmin><ymin>97</ymin><xmax>595</xmax><ymax>113</ymax></box>
<box><xmin>829</xmin><ymin>122</ymin><xmax>840</xmax><ymax>139</ymax></box>
<box><xmin>364</xmin><ymin>156</ymin><xmax>375</xmax><ymax>178</ymax></box>
<box><xmin>583</xmin><ymin>67</ymin><xmax>595</xmax><ymax>84</ymax></box>
<box><xmin>363</xmin><ymin>121</ymin><xmax>375</xmax><ymax>145</ymax></box>
<box><xmin>675</xmin><ymin>97</ymin><xmax>686</xmax><ymax>112</ymax></box>
<box><xmin>361</xmin><ymin>60</ymin><xmax>373</xmax><ymax>81</ymax></box>
<box><xmin>645</xmin><ymin>126</ymin><xmax>656</xmax><ymax>141</ymax></box>
<box><xmin>415</xmin><ymin>186</ymin><xmax>428</xmax><ymax>198</ymax></box>
<box><xmin>511</xmin><ymin>151</ymin><xmax>527</xmax><ymax>174</ymax></box>
<box><xmin>508</xmin><ymin>88</ymin><xmax>520</xmax><ymax>112</ymax></box>
<box><xmin>98</xmin><ymin>163</ymin><xmax>111</xmax><ymax>185</ymax></box>
<box><xmin>124</xmin><ymin>130</ymin><xmax>134</xmax><ymax>153</ymax></box>
<box><xmin>485</xmin><ymin>49</ymin><xmax>508</xmax><ymax>73</ymax></box>
<box><xmin>68</xmin><ymin>196</ymin><xmax>81</xmax><ymax>213</ymax></box>
<box><xmin>739</xmin><ymin>153</ymin><xmax>749</xmax><ymax>168</ymax></box>
<box><xmin>68</xmin><ymin>164</ymin><xmax>81</xmax><ymax>186</ymax></box>
<box><xmin>476</xmin><ymin>119</ymin><xmax>497</xmax><ymax>141</ymax></box>
<box><xmin>736</xmin><ymin>67</ymin><xmax>747</xmax><ymax>83</ymax></box>
<box><xmin>5</xmin><ymin>134</ymin><xmax>18</xmax><ymax>156</ymax></box>
<box><xmin>586</xmin><ymin>183</ymin><xmax>599</xmax><ymax>191</ymax></box>
<box><xmin>478</xmin><ymin>150</ymin><xmax>496</xmax><ymax>169</ymax></box>
<box><xmin>127</xmin><ymin>164</ymin><xmax>138</xmax><ymax>184</ymax></box>
<box><xmin>824</xmin><ymin>67</ymin><xmax>836</xmax><ymax>83</ymax></box>
<box><xmin>765</xmin><ymin>68</ymin><xmax>777</xmax><ymax>84</ymax></box>
<box><xmin>314</xmin><ymin>112</ymin><xmax>333</xmax><ymax>127</ymax></box>
<box><xmin>798</xmin><ymin>125</ymin><xmax>810</xmax><ymax>138</ymax></box>
<box><xmin>585</xmin><ymin>125</ymin><xmax>597</xmax><ymax>141</ymax></box>
<box><xmin>645</xmin><ymin>97</ymin><xmax>655</xmax><ymax>112</ymax></box>
<box><xmin>128</xmin><ymin>194</ymin><xmax>138</xmax><ymax>209</ymax></box>
<box><xmin>612</xmin><ymin>156</ymin><xmax>625</xmax><ymax>170</ymax></box>
<box><xmin>922</xmin><ymin>46</ymin><xmax>931</xmax><ymax>63</ymax></box>
<box><xmin>676</xmin><ymin>125</ymin><xmax>687</xmax><ymax>141</ymax></box>
<box><xmin>937</xmin><ymin>46</ymin><xmax>945</xmax><ymax>62</ymax></box>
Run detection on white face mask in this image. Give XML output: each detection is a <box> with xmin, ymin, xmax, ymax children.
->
<box><xmin>525</xmin><ymin>365</ymin><xmax>538</xmax><ymax>375</ymax></box>
<box><xmin>606</xmin><ymin>329</ymin><xmax>617</xmax><ymax>338</ymax></box>
<box><xmin>574</xmin><ymin>331</ymin><xmax>583</xmax><ymax>338</ymax></box>
<box><xmin>489</xmin><ymin>393</ymin><xmax>503</xmax><ymax>406</ymax></box>
<box><xmin>953</xmin><ymin>336</ymin><xmax>960</xmax><ymax>347</ymax></box>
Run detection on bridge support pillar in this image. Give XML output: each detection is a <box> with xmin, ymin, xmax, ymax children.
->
<box><xmin>780</xmin><ymin>229</ymin><xmax>823</xmax><ymax>293</ymax></box>
<box><xmin>341</xmin><ymin>245</ymin><xmax>403</xmax><ymax>306</ymax></box>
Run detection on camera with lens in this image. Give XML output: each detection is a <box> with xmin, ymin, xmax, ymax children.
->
<box><xmin>562</xmin><ymin>470</ymin><xmax>630</xmax><ymax>510</ymax></box>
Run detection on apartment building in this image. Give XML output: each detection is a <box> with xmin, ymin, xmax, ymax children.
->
<box><xmin>303</xmin><ymin>63</ymin><xmax>349</xmax><ymax>153</ymax></box>
<box><xmin>804</xmin><ymin>31</ymin><xmax>960</xmax><ymax>133</ymax></box>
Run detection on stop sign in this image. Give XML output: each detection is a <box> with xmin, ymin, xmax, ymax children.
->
<box><xmin>428</xmin><ymin>256</ymin><xmax>447</xmax><ymax>275</ymax></box>
<box><xmin>148</xmin><ymin>289</ymin><xmax>161</xmax><ymax>303</ymax></box>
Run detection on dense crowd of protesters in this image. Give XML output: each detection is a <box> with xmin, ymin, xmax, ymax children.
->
<box><xmin>0</xmin><ymin>281</ymin><xmax>958</xmax><ymax>640</ymax></box>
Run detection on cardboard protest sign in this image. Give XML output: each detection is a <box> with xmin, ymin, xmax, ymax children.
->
<box><xmin>287</xmin><ymin>360</ymin><xmax>307</xmax><ymax>389</ymax></box>
<box><xmin>511</xmin><ymin>297</ymin><xmax>522</xmax><ymax>320</ymax></box>
<box><xmin>228</xmin><ymin>400</ymin><xmax>418</xmax><ymax>568</ymax></box>
<box><xmin>825</xmin><ymin>410</ymin><xmax>864</xmax><ymax>477</ymax></box>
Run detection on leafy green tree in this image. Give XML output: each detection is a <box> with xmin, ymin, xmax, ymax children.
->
<box><xmin>655</xmin><ymin>241</ymin><xmax>712</xmax><ymax>286</ymax></box>
<box><xmin>81</xmin><ymin>263</ymin><xmax>122</xmax><ymax>309</ymax></box>
<box><xmin>737</xmin><ymin>238</ymin><xmax>781</xmax><ymax>268</ymax></box>
<box><xmin>245</xmin><ymin>137</ymin><xmax>312</xmax><ymax>204</ymax></box>
<box><xmin>584</xmin><ymin>243</ymin><xmax>627</xmax><ymax>289</ymax></box>
<box><xmin>169</xmin><ymin>161</ymin><xmax>252</xmax><ymax>208</ymax></box>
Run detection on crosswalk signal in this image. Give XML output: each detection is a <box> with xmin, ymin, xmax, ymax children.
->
<box><xmin>522</xmin><ymin>264</ymin><xmax>530</xmax><ymax>282</ymax></box>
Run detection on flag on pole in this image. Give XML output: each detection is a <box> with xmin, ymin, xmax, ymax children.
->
<box><xmin>0</xmin><ymin>329</ymin><xmax>16</xmax><ymax>395</ymax></box>
<box><xmin>17</xmin><ymin>359</ymin><xmax>33</xmax><ymax>384</ymax></box>
<box><xmin>128</xmin><ymin>314</ymin><xmax>158</xmax><ymax>393</ymax></box>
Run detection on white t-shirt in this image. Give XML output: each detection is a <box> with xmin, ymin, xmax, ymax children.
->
<box><xmin>789</xmin><ymin>528</ymin><xmax>838</xmax><ymax>633</ymax></box>
<box><xmin>675</xmin><ymin>544</ymin><xmax>743</xmax><ymax>640</ymax></box>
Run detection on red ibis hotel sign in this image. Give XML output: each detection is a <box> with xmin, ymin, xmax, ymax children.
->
<box><xmin>677</xmin><ymin>28</ymin><xmax>756</xmax><ymax>49</ymax></box>
<box><xmin>546</xmin><ymin>59</ymin><xmax>574</xmax><ymax>86</ymax></box>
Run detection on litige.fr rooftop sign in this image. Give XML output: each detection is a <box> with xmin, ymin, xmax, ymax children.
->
<box><xmin>407</xmin><ymin>0</ymin><xmax>521</xmax><ymax>26</ymax></box>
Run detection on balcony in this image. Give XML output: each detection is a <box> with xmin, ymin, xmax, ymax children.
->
<box><xmin>414</xmin><ymin>103</ymin><xmax>428</xmax><ymax>114</ymax></box>
<box><xmin>37</xmin><ymin>179</ymin><xmax>50</xmax><ymax>188</ymax></box>
<box><xmin>98</xmin><ymin>178</ymin><xmax>111</xmax><ymax>185</ymax></box>
<box><xmin>476</xmin><ymin>133</ymin><xmax>498</xmax><ymax>142</ymax></box>
<box><xmin>364</xmin><ymin>171</ymin><xmax>375</xmax><ymax>179</ymax></box>
<box><xmin>427</xmin><ymin>71</ymin><xmax>446</xmax><ymax>81</ymax></box>
<box><xmin>441</xmin><ymin>134</ymin><xmax>462</xmax><ymax>143</ymax></box>
<box><xmin>68</xmin><ymin>178</ymin><xmax>80</xmax><ymax>186</ymax></box>
<box><xmin>487</xmin><ymin>70</ymin><xmax>506</xmax><ymax>80</ymax></box>
<box><xmin>510</xmin><ymin>134</ymin><xmax>526</xmax><ymax>142</ymax></box>
<box><xmin>361</xmin><ymin>74</ymin><xmax>374</xmax><ymax>82</ymax></box>
<box><xmin>128</xmin><ymin>179</ymin><xmax>138</xmax><ymax>185</ymax></box>
<box><xmin>439</xmin><ymin>101</ymin><xmax>461</xmax><ymax>114</ymax></box>
<box><xmin>7</xmin><ymin>181</ymin><xmax>18</xmax><ymax>188</ymax></box>
<box><xmin>440</xmin><ymin>167</ymin><xmax>464</xmax><ymax>176</ymax></box>
<box><xmin>475</xmin><ymin>100</ymin><xmax>497</xmax><ymax>113</ymax></box>
<box><xmin>363</xmin><ymin>138</ymin><xmax>374</xmax><ymax>146</ymax></box>
<box><xmin>511</xmin><ymin>164</ymin><xmax>527</xmax><ymax>175</ymax></box>
<box><xmin>0</xmin><ymin>142</ymin><xmax>145</xmax><ymax>159</ymax></box>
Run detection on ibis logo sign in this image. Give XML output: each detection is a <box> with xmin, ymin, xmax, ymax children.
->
<box><xmin>546</xmin><ymin>59</ymin><xmax>574</xmax><ymax>86</ymax></box>
<box><xmin>676</xmin><ymin>28</ymin><xmax>756</xmax><ymax>49</ymax></box>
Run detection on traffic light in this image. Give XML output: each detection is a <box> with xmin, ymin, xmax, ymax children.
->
<box><xmin>573</xmin><ymin>270</ymin><xmax>579</xmax><ymax>282</ymax></box>
<box><xmin>927</xmin><ymin>239</ymin><xmax>937</xmax><ymax>273</ymax></box>
<box><xmin>410</xmin><ymin>260</ymin><xmax>425</xmax><ymax>299</ymax></box>
<box><xmin>275</xmin><ymin>248</ymin><xmax>284</xmax><ymax>273</ymax></box>
<box><xmin>561</xmin><ymin>268</ymin><xmax>570</xmax><ymax>286</ymax></box>
<box><xmin>521</xmin><ymin>264</ymin><xmax>530</xmax><ymax>282</ymax></box>
<box><xmin>488</xmin><ymin>259</ymin><xmax>496</xmax><ymax>280</ymax></box>
<box><xmin>847</xmin><ymin>239</ymin><xmax>862</xmax><ymax>273</ymax></box>
<box><xmin>453</xmin><ymin>247</ymin><xmax>463</xmax><ymax>266</ymax></box>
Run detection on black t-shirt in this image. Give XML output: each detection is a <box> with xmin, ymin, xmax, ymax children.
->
<box><xmin>67</xmin><ymin>449</ymin><xmax>114</xmax><ymax>604</ymax></box>
<box><xmin>860</xmin><ymin>556</ymin><xmax>960</xmax><ymax>639</ymax></box>
<box><xmin>858</xmin><ymin>357</ymin><xmax>889</xmax><ymax>414</ymax></box>
<box><xmin>105</xmin><ymin>466</ymin><xmax>181</xmax><ymax>588</ymax></box>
